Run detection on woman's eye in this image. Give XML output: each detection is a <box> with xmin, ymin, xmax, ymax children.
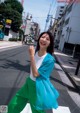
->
<box><xmin>42</xmin><ymin>36</ymin><xmax>44</xmax><ymax>38</ymax></box>
<box><xmin>46</xmin><ymin>38</ymin><xmax>49</xmax><ymax>40</ymax></box>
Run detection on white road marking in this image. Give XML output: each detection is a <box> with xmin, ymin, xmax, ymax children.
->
<box><xmin>53</xmin><ymin>106</ymin><xmax>71</xmax><ymax>113</ymax></box>
<box><xmin>68</xmin><ymin>90</ymin><xmax>80</xmax><ymax>108</ymax></box>
<box><xmin>21</xmin><ymin>103</ymin><xmax>71</xmax><ymax>113</ymax></box>
<box><xmin>54</xmin><ymin>63</ymin><xmax>74</xmax><ymax>87</ymax></box>
<box><xmin>20</xmin><ymin>103</ymin><xmax>32</xmax><ymax>113</ymax></box>
<box><xmin>54</xmin><ymin>63</ymin><xmax>80</xmax><ymax>109</ymax></box>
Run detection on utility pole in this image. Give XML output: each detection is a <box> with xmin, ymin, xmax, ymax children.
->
<box><xmin>49</xmin><ymin>15</ymin><xmax>53</xmax><ymax>29</ymax></box>
<box><xmin>44</xmin><ymin>0</ymin><xmax>54</xmax><ymax>31</ymax></box>
<box><xmin>44</xmin><ymin>12</ymin><xmax>50</xmax><ymax>31</ymax></box>
<box><xmin>44</xmin><ymin>5</ymin><xmax>51</xmax><ymax>31</ymax></box>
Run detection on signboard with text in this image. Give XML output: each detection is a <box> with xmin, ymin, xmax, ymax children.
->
<box><xmin>6</xmin><ymin>19</ymin><xmax>12</xmax><ymax>24</ymax></box>
<box><xmin>5</xmin><ymin>19</ymin><xmax>12</xmax><ymax>28</ymax></box>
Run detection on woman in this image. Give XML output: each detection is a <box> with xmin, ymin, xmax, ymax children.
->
<box><xmin>8</xmin><ymin>31</ymin><xmax>59</xmax><ymax>113</ymax></box>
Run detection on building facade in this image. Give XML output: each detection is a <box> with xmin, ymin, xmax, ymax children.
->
<box><xmin>55</xmin><ymin>5</ymin><xmax>65</xmax><ymax>20</ymax></box>
<box><xmin>51</xmin><ymin>2</ymin><xmax>80</xmax><ymax>57</ymax></box>
<box><xmin>59</xmin><ymin>2</ymin><xmax>80</xmax><ymax>56</ymax></box>
<box><xmin>31</xmin><ymin>22</ymin><xmax>40</xmax><ymax>41</ymax></box>
<box><xmin>49</xmin><ymin>5</ymin><xmax>66</xmax><ymax>48</ymax></box>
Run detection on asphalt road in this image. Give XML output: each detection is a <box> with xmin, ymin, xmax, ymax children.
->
<box><xmin>0</xmin><ymin>45</ymin><xmax>80</xmax><ymax>113</ymax></box>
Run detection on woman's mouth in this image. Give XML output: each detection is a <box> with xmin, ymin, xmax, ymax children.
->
<box><xmin>40</xmin><ymin>42</ymin><xmax>46</xmax><ymax>46</ymax></box>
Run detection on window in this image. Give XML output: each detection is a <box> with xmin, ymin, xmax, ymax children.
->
<box><xmin>65</xmin><ymin>18</ymin><xmax>69</xmax><ymax>25</ymax></box>
<box><xmin>67</xmin><ymin>3</ymin><xmax>73</xmax><ymax>14</ymax></box>
<box><xmin>61</xmin><ymin>6</ymin><xmax>64</xmax><ymax>9</ymax></box>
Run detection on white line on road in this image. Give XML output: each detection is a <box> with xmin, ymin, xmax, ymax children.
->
<box><xmin>20</xmin><ymin>103</ymin><xmax>71</xmax><ymax>113</ymax></box>
<box><xmin>20</xmin><ymin>103</ymin><xmax>32</xmax><ymax>113</ymax></box>
<box><xmin>54</xmin><ymin>63</ymin><xmax>74</xmax><ymax>87</ymax></box>
<box><xmin>53</xmin><ymin>106</ymin><xmax>71</xmax><ymax>113</ymax></box>
<box><xmin>54</xmin><ymin>63</ymin><xmax>80</xmax><ymax>110</ymax></box>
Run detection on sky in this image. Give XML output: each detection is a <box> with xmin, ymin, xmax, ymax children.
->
<box><xmin>19</xmin><ymin>0</ymin><xmax>64</xmax><ymax>32</ymax></box>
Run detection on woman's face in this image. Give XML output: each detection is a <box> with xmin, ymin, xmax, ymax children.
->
<box><xmin>39</xmin><ymin>33</ymin><xmax>50</xmax><ymax>50</ymax></box>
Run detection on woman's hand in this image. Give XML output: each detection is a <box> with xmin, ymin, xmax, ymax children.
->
<box><xmin>28</xmin><ymin>45</ymin><xmax>35</xmax><ymax>57</ymax></box>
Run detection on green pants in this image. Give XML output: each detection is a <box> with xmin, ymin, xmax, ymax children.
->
<box><xmin>8</xmin><ymin>77</ymin><xmax>45</xmax><ymax>113</ymax></box>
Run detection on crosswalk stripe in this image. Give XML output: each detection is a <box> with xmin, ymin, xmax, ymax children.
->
<box><xmin>53</xmin><ymin>106</ymin><xmax>71</xmax><ymax>113</ymax></box>
<box><xmin>20</xmin><ymin>103</ymin><xmax>71</xmax><ymax>113</ymax></box>
<box><xmin>20</xmin><ymin>103</ymin><xmax>32</xmax><ymax>113</ymax></box>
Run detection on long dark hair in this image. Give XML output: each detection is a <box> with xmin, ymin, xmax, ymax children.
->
<box><xmin>35</xmin><ymin>31</ymin><xmax>54</xmax><ymax>55</ymax></box>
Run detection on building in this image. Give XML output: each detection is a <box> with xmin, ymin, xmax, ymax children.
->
<box><xmin>24</xmin><ymin>13</ymin><xmax>32</xmax><ymax>36</ymax></box>
<box><xmin>50</xmin><ymin>2</ymin><xmax>80</xmax><ymax>57</ymax></box>
<box><xmin>54</xmin><ymin>5</ymin><xmax>67</xmax><ymax>48</ymax></box>
<box><xmin>49</xmin><ymin>5</ymin><xmax>66</xmax><ymax>48</ymax></box>
<box><xmin>58</xmin><ymin>2</ymin><xmax>80</xmax><ymax>57</ymax></box>
<box><xmin>31</xmin><ymin>22</ymin><xmax>40</xmax><ymax>41</ymax></box>
<box><xmin>55</xmin><ymin>5</ymin><xmax>65</xmax><ymax>20</ymax></box>
<box><xmin>22</xmin><ymin>13</ymin><xmax>40</xmax><ymax>43</ymax></box>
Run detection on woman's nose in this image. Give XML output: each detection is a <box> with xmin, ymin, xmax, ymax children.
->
<box><xmin>42</xmin><ymin>38</ymin><xmax>46</xmax><ymax>41</ymax></box>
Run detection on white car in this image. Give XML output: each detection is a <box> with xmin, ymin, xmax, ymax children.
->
<box><xmin>27</xmin><ymin>37</ymin><xmax>34</xmax><ymax>45</ymax></box>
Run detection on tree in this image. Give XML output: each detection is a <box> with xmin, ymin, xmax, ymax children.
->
<box><xmin>4</xmin><ymin>0</ymin><xmax>23</xmax><ymax>14</ymax></box>
<box><xmin>0</xmin><ymin>0</ymin><xmax>23</xmax><ymax>32</ymax></box>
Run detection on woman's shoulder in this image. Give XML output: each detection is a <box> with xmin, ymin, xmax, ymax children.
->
<box><xmin>44</xmin><ymin>53</ymin><xmax>56</xmax><ymax>63</ymax></box>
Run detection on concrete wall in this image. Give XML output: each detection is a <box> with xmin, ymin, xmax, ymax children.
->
<box><xmin>3</xmin><ymin>30</ymin><xmax>19</xmax><ymax>41</ymax></box>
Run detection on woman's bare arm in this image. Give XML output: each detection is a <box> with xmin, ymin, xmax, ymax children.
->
<box><xmin>29</xmin><ymin>46</ymin><xmax>39</xmax><ymax>77</ymax></box>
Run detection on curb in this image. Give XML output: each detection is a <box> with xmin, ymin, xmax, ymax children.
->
<box><xmin>54</xmin><ymin>54</ymin><xmax>80</xmax><ymax>94</ymax></box>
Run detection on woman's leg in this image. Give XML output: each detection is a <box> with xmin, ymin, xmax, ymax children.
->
<box><xmin>8</xmin><ymin>94</ymin><xmax>28</xmax><ymax>113</ymax></box>
<box><xmin>30</xmin><ymin>104</ymin><xmax>46</xmax><ymax>113</ymax></box>
<box><xmin>8</xmin><ymin>77</ymin><xmax>30</xmax><ymax>113</ymax></box>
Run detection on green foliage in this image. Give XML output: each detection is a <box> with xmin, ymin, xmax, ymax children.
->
<box><xmin>9</xmin><ymin>37</ymin><xmax>18</xmax><ymax>41</ymax></box>
<box><xmin>4</xmin><ymin>0</ymin><xmax>23</xmax><ymax>14</ymax></box>
<box><xmin>0</xmin><ymin>0</ymin><xmax>23</xmax><ymax>33</ymax></box>
<box><xmin>10</xmin><ymin>10</ymin><xmax>22</xmax><ymax>32</ymax></box>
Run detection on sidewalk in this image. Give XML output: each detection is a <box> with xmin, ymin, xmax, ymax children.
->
<box><xmin>0</xmin><ymin>41</ymin><xmax>22</xmax><ymax>50</ymax></box>
<box><xmin>54</xmin><ymin>49</ymin><xmax>80</xmax><ymax>92</ymax></box>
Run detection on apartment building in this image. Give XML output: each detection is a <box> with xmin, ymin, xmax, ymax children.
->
<box><xmin>58</xmin><ymin>2</ymin><xmax>80</xmax><ymax>56</ymax></box>
<box><xmin>50</xmin><ymin>5</ymin><xmax>66</xmax><ymax>48</ymax></box>
<box><xmin>55</xmin><ymin>5</ymin><xmax>65</xmax><ymax>20</ymax></box>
